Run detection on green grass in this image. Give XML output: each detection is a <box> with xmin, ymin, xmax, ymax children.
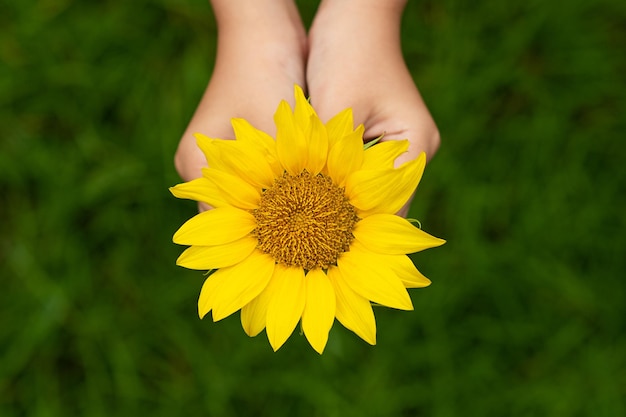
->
<box><xmin>2</xmin><ymin>0</ymin><xmax>625</xmax><ymax>416</ymax></box>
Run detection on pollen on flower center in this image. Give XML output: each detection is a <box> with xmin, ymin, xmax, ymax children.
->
<box><xmin>251</xmin><ymin>170</ymin><xmax>359</xmax><ymax>270</ymax></box>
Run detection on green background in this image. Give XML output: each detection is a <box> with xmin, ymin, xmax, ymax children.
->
<box><xmin>2</xmin><ymin>0</ymin><xmax>625</xmax><ymax>415</ymax></box>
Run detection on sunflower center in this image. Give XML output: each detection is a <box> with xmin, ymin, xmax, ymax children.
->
<box><xmin>251</xmin><ymin>170</ymin><xmax>359</xmax><ymax>270</ymax></box>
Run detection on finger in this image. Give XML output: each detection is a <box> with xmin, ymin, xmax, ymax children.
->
<box><xmin>198</xmin><ymin>202</ymin><xmax>211</xmax><ymax>213</ymax></box>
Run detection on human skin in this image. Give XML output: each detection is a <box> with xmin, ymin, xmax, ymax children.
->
<box><xmin>175</xmin><ymin>0</ymin><xmax>439</xmax><ymax>216</ymax></box>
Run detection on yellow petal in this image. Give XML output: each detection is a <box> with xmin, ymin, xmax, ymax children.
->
<box><xmin>325</xmin><ymin>108</ymin><xmax>354</xmax><ymax>148</ymax></box>
<box><xmin>353</xmin><ymin>213</ymin><xmax>446</xmax><ymax>254</ymax></box>
<box><xmin>266</xmin><ymin>264</ymin><xmax>306</xmax><ymax>351</ymax></box>
<box><xmin>240</xmin><ymin>270</ymin><xmax>281</xmax><ymax>337</ymax></box>
<box><xmin>196</xmin><ymin>134</ymin><xmax>279</xmax><ymax>188</ymax></box>
<box><xmin>195</xmin><ymin>134</ymin><xmax>228</xmax><ymax>171</ymax></box>
<box><xmin>202</xmin><ymin>168</ymin><xmax>261</xmax><ymax>210</ymax></box>
<box><xmin>327</xmin><ymin>125</ymin><xmax>365</xmax><ymax>186</ymax></box>
<box><xmin>176</xmin><ymin>236</ymin><xmax>258</xmax><ymax>270</ymax></box>
<box><xmin>345</xmin><ymin>152</ymin><xmax>427</xmax><ymax>216</ymax></box>
<box><xmin>293</xmin><ymin>85</ymin><xmax>315</xmax><ymax>132</ymax></box>
<box><xmin>169</xmin><ymin>177</ymin><xmax>228</xmax><ymax>207</ymax></box>
<box><xmin>390</xmin><ymin>254</ymin><xmax>432</xmax><ymax>288</ymax></box>
<box><xmin>211</xmin><ymin>250</ymin><xmax>275</xmax><ymax>321</ymax></box>
<box><xmin>304</xmin><ymin>114</ymin><xmax>329</xmax><ymax>175</ymax></box>
<box><xmin>173</xmin><ymin>207</ymin><xmax>256</xmax><ymax>246</ymax></box>
<box><xmin>342</xmin><ymin>242</ymin><xmax>432</xmax><ymax>288</ymax></box>
<box><xmin>302</xmin><ymin>269</ymin><xmax>336</xmax><ymax>354</ymax></box>
<box><xmin>231</xmin><ymin>118</ymin><xmax>275</xmax><ymax>152</ymax></box>
<box><xmin>240</xmin><ymin>297</ymin><xmax>265</xmax><ymax>337</ymax></box>
<box><xmin>213</xmin><ymin>141</ymin><xmax>276</xmax><ymax>190</ymax></box>
<box><xmin>327</xmin><ymin>266</ymin><xmax>376</xmax><ymax>345</ymax></box>
<box><xmin>275</xmin><ymin>100</ymin><xmax>307</xmax><ymax>176</ymax></box>
<box><xmin>231</xmin><ymin>118</ymin><xmax>284</xmax><ymax>177</ymax></box>
<box><xmin>362</xmin><ymin>139</ymin><xmax>409</xmax><ymax>170</ymax></box>
<box><xmin>344</xmin><ymin>168</ymin><xmax>403</xmax><ymax>212</ymax></box>
<box><xmin>198</xmin><ymin>269</ymin><xmax>228</xmax><ymax>319</ymax></box>
<box><xmin>337</xmin><ymin>248</ymin><xmax>414</xmax><ymax>311</ymax></box>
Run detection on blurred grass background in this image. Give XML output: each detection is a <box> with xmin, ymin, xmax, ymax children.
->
<box><xmin>2</xmin><ymin>0</ymin><xmax>625</xmax><ymax>415</ymax></box>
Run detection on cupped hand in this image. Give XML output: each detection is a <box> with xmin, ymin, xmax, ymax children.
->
<box><xmin>175</xmin><ymin>0</ymin><xmax>307</xmax><ymax>183</ymax></box>
<box><xmin>307</xmin><ymin>0</ymin><xmax>439</xmax><ymax>216</ymax></box>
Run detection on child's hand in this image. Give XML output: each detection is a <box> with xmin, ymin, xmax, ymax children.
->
<box><xmin>307</xmin><ymin>0</ymin><xmax>439</xmax><ymax>215</ymax></box>
<box><xmin>175</xmin><ymin>0</ymin><xmax>307</xmax><ymax>184</ymax></box>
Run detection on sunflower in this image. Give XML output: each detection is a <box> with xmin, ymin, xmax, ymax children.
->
<box><xmin>171</xmin><ymin>86</ymin><xmax>445</xmax><ymax>353</ymax></box>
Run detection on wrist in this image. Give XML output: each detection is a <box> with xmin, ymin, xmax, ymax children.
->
<box><xmin>310</xmin><ymin>0</ymin><xmax>406</xmax><ymax>61</ymax></box>
<box><xmin>317</xmin><ymin>0</ymin><xmax>407</xmax><ymax>20</ymax></box>
<box><xmin>211</xmin><ymin>0</ymin><xmax>297</xmax><ymax>27</ymax></box>
<box><xmin>211</xmin><ymin>0</ymin><xmax>306</xmax><ymax>53</ymax></box>
<box><xmin>312</xmin><ymin>0</ymin><xmax>406</xmax><ymax>42</ymax></box>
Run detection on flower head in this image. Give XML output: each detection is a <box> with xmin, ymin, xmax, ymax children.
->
<box><xmin>171</xmin><ymin>86</ymin><xmax>445</xmax><ymax>353</ymax></box>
